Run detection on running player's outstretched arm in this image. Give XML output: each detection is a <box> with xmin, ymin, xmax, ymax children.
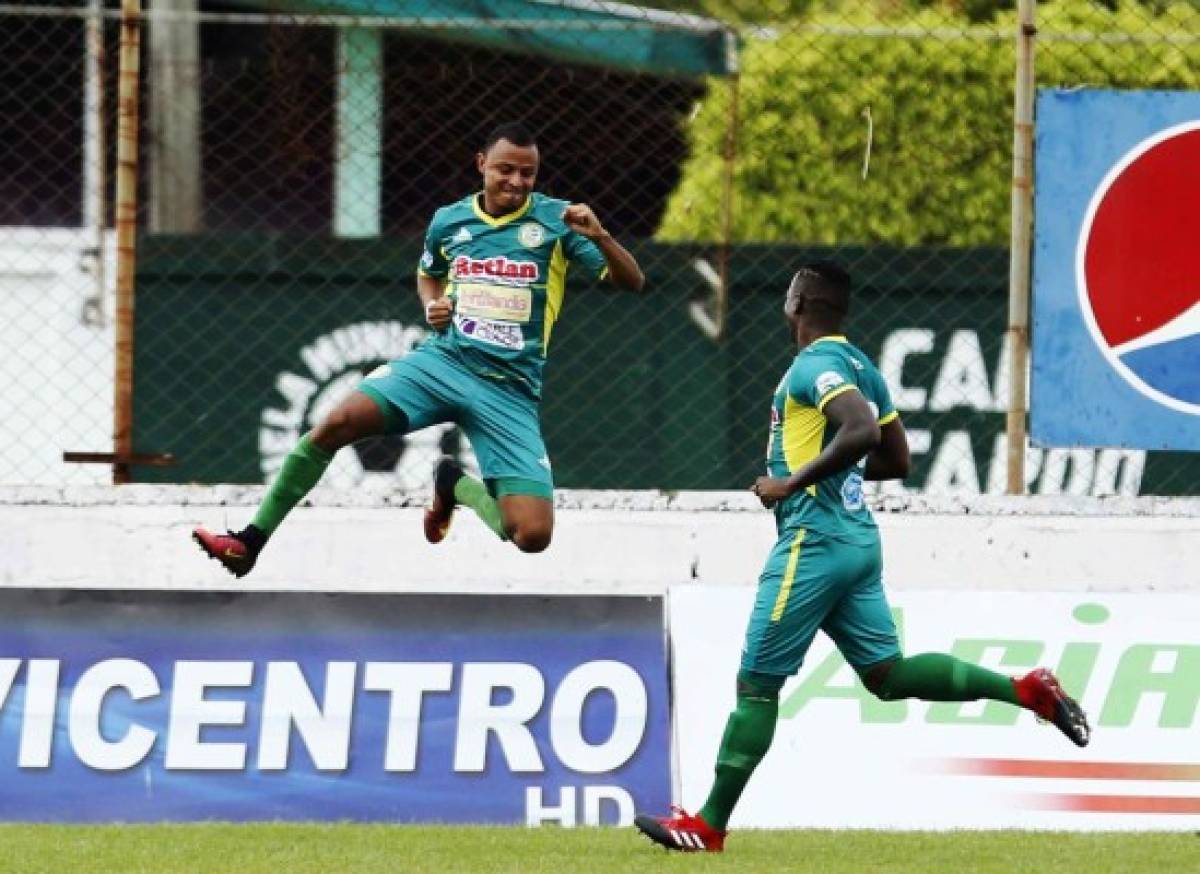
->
<box><xmin>563</xmin><ymin>203</ymin><xmax>645</xmax><ymax>292</ymax></box>
<box><xmin>864</xmin><ymin>417</ymin><xmax>911</xmax><ymax>481</ymax></box>
<box><xmin>753</xmin><ymin>391</ymin><xmax>880</xmax><ymax>505</ymax></box>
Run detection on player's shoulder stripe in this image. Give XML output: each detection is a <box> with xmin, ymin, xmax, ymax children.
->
<box><xmin>530</xmin><ymin>194</ymin><xmax>572</xmax><ymax>229</ymax></box>
<box><xmin>798</xmin><ymin>347</ymin><xmax>846</xmax><ymax>370</ymax></box>
<box><xmin>837</xmin><ymin>342</ymin><xmax>884</xmax><ymax>377</ymax></box>
<box><xmin>429</xmin><ymin>197</ymin><xmax>474</xmax><ymax>228</ymax></box>
<box><xmin>798</xmin><ymin>344</ymin><xmax>827</xmax><ymax>359</ymax></box>
<box><xmin>534</xmin><ymin>193</ymin><xmax>569</xmax><ymax>211</ymax></box>
<box><xmin>816</xmin><ymin>383</ymin><xmax>858</xmax><ymax>411</ymax></box>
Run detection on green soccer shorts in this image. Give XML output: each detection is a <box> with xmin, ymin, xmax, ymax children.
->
<box><xmin>740</xmin><ymin>527</ymin><xmax>901</xmax><ymax>677</ymax></box>
<box><xmin>357</xmin><ymin>344</ymin><xmax>553</xmax><ymax>499</ymax></box>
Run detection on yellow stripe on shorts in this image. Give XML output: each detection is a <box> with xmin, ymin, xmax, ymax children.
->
<box><xmin>771</xmin><ymin>528</ymin><xmax>807</xmax><ymax>622</ymax></box>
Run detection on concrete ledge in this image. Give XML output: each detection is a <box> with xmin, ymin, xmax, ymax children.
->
<box><xmin>2</xmin><ymin>487</ymin><xmax>1196</xmax><ymax>595</ymax></box>
<box><xmin>2</xmin><ymin>485</ymin><xmax>1198</xmax><ymax>516</ymax></box>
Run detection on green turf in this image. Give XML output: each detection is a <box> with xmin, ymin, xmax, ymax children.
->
<box><xmin>0</xmin><ymin>824</ymin><xmax>1194</xmax><ymax>873</ymax></box>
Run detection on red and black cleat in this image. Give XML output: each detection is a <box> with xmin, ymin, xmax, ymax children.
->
<box><xmin>1015</xmin><ymin>667</ymin><xmax>1091</xmax><ymax>747</ymax></box>
<box><xmin>192</xmin><ymin>527</ymin><xmax>258</xmax><ymax>579</ymax></box>
<box><xmin>634</xmin><ymin>805</ymin><xmax>726</xmax><ymax>853</ymax></box>
<box><xmin>423</xmin><ymin>456</ymin><xmax>464</xmax><ymax>545</ymax></box>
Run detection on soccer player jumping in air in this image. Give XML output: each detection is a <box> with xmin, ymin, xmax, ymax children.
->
<box><xmin>194</xmin><ymin>122</ymin><xmax>644</xmax><ymax>576</ymax></box>
<box><xmin>634</xmin><ymin>262</ymin><xmax>1090</xmax><ymax>854</ymax></box>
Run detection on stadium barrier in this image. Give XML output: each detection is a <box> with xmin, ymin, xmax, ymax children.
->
<box><xmin>0</xmin><ymin>587</ymin><xmax>670</xmax><ymax>825</ymax></box>
<box><xmin>673</xmin><ymin>588</ymin><xmax>1200</xmax><ymax>831</ymax></box>
<box><xmin>2</xmin><ymin>487</ymin><xmax>1196</xmax><ymax>593</ymax></box>
<box><xmin>1</xmin><ymin>488</ymin><xmax>1198</xmax><ymax>828</ymax></box>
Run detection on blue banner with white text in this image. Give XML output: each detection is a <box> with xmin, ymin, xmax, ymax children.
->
<box><xmin>0</xmin><ymin>590</ymin><xmax>670</xmax><ymax>824</ymax></box>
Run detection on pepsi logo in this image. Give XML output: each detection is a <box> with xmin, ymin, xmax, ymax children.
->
<box><xmin>1076</xmin><ymin>121</ymin><xmax>1200</xmax><ymax>415</ymax></box>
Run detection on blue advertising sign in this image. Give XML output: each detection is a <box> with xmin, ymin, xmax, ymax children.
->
<box><xmin>1032</xmin><ymin>90</ymin><xmax>1200</xmax><ymax>449</ymax></box>
<box><xmin>0</xmin><ymin>590</ymin><xmax>670</xmax><ymax>824</ymax></box>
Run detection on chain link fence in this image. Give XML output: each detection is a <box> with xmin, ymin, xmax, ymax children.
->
<box><xmin>2</xmin><ymin>0</ymin><xmax>1197</xmax><ymax>496</ymax></box>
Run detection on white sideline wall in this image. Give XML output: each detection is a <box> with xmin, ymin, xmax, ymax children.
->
<box><xmin>1</xmin><ymin>487</ymin><xmax>1197</xmax><ymax>593</ymax></box>
<box><xmin>0</xmin><ymin>229</ymin><xmax>115</xmax><ymax>486</ymax></box>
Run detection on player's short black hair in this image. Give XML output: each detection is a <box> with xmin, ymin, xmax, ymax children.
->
<box><xmin>795</xmin><ymin>260</ymin><xmax>851</xmax><ymax>298</ymax></box>
<box><xmin>785</xmin><ymin>260</ymin><xmax>851</xmax><ymax>322</ymax></box>
<box><xmin>482</xmin><ymin>122</ymin><xmax>537</xmax><ymax>153</ymax></box>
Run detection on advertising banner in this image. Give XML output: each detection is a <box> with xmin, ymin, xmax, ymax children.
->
<box><xmin>672</xmin><ymin>586</ymin><xmax>1200</xmax><ymax>830</ymax></box>
<box><xmin>0</xmin><ymin>590</ymin><xmax>670</xmax><ymax>824</ymax></box>
<box><xmin>1032</xmin><ymin>89</ymin><xmax>1200</xmax><ymax>450</ymax></box>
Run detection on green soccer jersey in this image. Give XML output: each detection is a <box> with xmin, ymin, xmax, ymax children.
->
<box><xmin>765</xmin><ymin>335</ymin><xmax>899</xmax><ymax>542</ymax></box>
<box><xmin>417</xmin><ymin>192</ymin><xmax>608</xmax><ymax>399</ymax></box>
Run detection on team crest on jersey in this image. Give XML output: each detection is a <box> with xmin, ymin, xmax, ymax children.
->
<box><xmin>452</xmin><ymin>255</ymin><xmax>539</xmax><ymax>284</ymax></box>
<box><xmin>518</xmin><ymin>222</ymin><xmax>545</xmax><ymax>248</ymax></box>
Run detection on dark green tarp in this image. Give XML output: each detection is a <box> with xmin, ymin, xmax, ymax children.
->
<box><xmin>131</xmin><ymin>234</ymin><xmax>1199</xmax><ymax>495</ymax></box>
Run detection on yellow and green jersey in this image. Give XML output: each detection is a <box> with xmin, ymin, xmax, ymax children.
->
<box><xmin>765</xmin><ymin>335</ymin><xmax>898</xmax><ymax>543</ymax></box>
<box><xmin>417</xmin><ymin>192</ymin><xmax>608</xmax><ymax>399</ymax></box>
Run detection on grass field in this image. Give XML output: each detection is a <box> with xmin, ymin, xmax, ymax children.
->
<box><xmin>0</xmin><ymin>825</ymin><xmax>1194</xmax><ymax>873</ymax></box>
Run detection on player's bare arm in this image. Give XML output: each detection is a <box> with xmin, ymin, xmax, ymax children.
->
<box><xmin>417</xmin><ymin>273</ymin><xmax>452</xmax><ymax>330</ymax></box>
<box><xmin>751</xmin><ymin>390</ymin><xmax>880</xmax><ymax>507</ymax></box>
<box><xmin>864</xmin><ymin>417</ymin><xmax>911</xmax><ymax>482</ymax></box>
<box><xmin>562</xmin><ymin>203</ymin><xmax>645</xmax><ymax>292</ymax></box>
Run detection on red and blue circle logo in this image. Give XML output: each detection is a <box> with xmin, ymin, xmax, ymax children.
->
<box><xmin>1076</xmin><ymin>121</ymin><xmax>1200</xmax><ymax>415</ymax></box>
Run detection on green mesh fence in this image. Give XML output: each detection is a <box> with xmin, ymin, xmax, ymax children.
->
<box><xmin>1</xmin><ymin>0</ymin><xmax>1197</xmax><ymax>495</ymax></box>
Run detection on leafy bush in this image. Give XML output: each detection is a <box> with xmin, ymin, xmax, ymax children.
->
<box><xmin>657</xmin><ymin>0</ymin><xmax>1200</xmax><ymax>244</ymax></box>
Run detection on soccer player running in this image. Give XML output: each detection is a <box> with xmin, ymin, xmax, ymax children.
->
<box><xmin>194</xmin><ymin>122</ymin><xmax>644</xmax><ymax>575</ymax></box>
<box><xmin>634</xmin><ymin>262</ymin><xmax>1089</xmax><ymax>854</ymax></box>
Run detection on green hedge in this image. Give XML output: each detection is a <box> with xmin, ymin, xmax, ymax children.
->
<box><xmin>658</xmin><ymin>0</ymin><xmax>1200</xmax><ymax>245</ymax></box>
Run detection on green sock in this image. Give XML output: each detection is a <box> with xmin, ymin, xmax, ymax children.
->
<box><xmin>698</xmin><ymin>674</ymin><xmax>781</xmax><ymax>832</ymax></box>
<box><xmin>453</xmin><ymin>474</ymin><xmax>507</xmax><ymax>540</ymax></box>
<box><xmin>249</xmin><ymin>433</ymin><xmax>333</xmax><ymax>537</ymax></box>
<box><xmin>876</xmin><ymin>652</ymin><xmax>1019</xmax><ymax>705</ymax></box>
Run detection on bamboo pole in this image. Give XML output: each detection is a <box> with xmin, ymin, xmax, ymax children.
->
<box><xmin>1006</xmin><ymin>0</ymin><xmax>1036</xmax><ymax>495</ymax></box>
<box><xmin>112</xmin><ymin>0</ymin><xmax>142</xmax><ymax>484</ymax></box>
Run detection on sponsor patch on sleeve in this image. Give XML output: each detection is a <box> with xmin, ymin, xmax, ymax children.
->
<box><xmin>815</xmin><ymin>370</ymin><xmax>846</xmax><ymax>397</ymax></box>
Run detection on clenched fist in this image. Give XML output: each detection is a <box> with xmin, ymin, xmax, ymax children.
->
<box><xmin>425</xmin><ymin>297</ymin><xmax>454</xmax><ymax>331</ymax></box>
<box><xmin>563</xmin><ymin>203</ymin><xmax>607</xmax><ymax>241</ymax></box>
<box><xmin>751</xmin><ymin>476</ymin><xmax>792</xmax><ymax>509</ymax></box>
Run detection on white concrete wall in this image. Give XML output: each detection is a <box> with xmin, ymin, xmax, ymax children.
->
<box><xmin>2</xmin><ymin>486</ymin><xmax>1197</xmax><ymax>594</ymax></box>
<box><xmin>0</xmin><ymin>228</ymin><xmax>115</xmax><ymax>485</ymax></box>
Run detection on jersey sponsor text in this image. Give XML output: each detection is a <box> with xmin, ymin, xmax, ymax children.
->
<box><xmin>455</xmin><ymin>314</ymin><xmax>525</xmax><ymax>351</ymax></box>
<box><xmin>452</xmin><ymin>255</ymin><xmax>539</xmax><ymax>284</ymax></box>
<box><xmin>454</xmin><ymin>283</ymin><xmax>533</xmax><ymax>323</ymax></box>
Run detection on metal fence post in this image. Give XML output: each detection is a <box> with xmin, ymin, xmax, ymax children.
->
<box><xmin>1006</xmin><ymin>0</ymin><xmax>1037</xmax><ymax>495</ymax></box>
<box><xmin>113</xmin><ymin>0</ymin><xmax>143</xmax><ymax>484</ymax></box>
